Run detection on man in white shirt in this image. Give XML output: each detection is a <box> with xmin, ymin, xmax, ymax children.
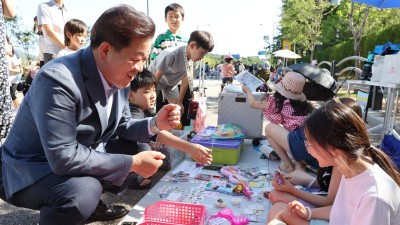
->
<box><xmin>37</xmin><ymin>0</ymin><xmax>72</xmax><ymax>64</ymax></box>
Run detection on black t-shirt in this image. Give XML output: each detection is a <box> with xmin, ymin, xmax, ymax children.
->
<box><xmin>317</xmin><ymin>166</ymin><xmax>333</xmax><ymax>193</ymax></box>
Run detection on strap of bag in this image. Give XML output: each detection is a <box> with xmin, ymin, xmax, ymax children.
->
<box><xmin>183</xmin><ymin>48</ymin><xmax>194</xmax><ymax>95</ymax></box>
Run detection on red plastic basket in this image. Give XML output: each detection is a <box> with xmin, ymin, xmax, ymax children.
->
<box><xmin>142</xmin><ymin>200</ymin><xmax>206</xmax><ymax>225</ymax></box>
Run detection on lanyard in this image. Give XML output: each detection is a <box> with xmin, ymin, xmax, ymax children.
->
<box><xmin>184</xmin><ymin>48</ymin><xmax>194</xmax><ymax>95</ymax></box>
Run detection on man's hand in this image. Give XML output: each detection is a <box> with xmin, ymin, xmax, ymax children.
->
<box><xmin>131</xmin><ymin>151</ymin><xmax>165</xmax><ymax>178</ymax></box>
<box><xmin>156</xmin><ymin>104</ymin><xmax>181</xmax><ymax>129</ymax></box>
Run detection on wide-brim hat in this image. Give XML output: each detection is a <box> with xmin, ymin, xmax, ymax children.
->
<box><xmin>274</xmin><ymin>71</ymin><xmax>306</xmax><ymax>101</ymax></box>
<box><xmin>224</xmin><ymin>54</ymin><xmax>233</xmax><ymax>59</ymax></box>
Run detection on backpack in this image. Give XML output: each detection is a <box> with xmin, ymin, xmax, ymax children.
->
<box><xmin>360</xmin><ymin>52</ymin><xmax>375</xmax><ymax>81</ymax></box>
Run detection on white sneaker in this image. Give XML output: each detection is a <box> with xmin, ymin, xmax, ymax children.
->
<box><xmin>260</xmin><ymin>144</ymin><xmax>274</xmax><ymax>155</ymax></box>
<box><xmin>260</xmin><ymin>145</ymin><xmax>280</xmax><ymax>161</ymax></box>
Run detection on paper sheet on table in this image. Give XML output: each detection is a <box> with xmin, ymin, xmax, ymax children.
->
<box><xmin>234</xmin><ymin>70</ymin><xmax>264</xmax><ymax>91</ymax></box>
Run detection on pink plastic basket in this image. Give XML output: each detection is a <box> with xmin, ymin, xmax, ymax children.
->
<box><xmin>142</xmin><ymin>200</ymin><xmax>206</xmax><ymax>225</ymax></box>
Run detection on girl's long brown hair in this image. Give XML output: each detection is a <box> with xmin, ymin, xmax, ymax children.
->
<box><xmin>304</xmin><ymin>101</ymin><xmax>400</xmax><ymax>186</ymax></box>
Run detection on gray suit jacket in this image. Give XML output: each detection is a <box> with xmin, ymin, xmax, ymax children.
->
<box><xmin>1</xmin><ymin>47</ymin><xmax>151</xmax><ymax>200</ymax></box>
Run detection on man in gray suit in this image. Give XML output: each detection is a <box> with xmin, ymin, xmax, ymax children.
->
<box><xmin>0</xmin><ymin>5</ymin><xmax>181</xmax><ymax>225</ymax></box>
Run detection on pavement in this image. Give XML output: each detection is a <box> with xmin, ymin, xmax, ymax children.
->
<box><xmin>0</xmin><ymin>78</ymin><xmax>397</xmax><ymax>224</ymax></box>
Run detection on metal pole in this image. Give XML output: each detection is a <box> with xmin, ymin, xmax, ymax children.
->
<box><xmin>146</xmin><ymin>0</ymin><xmax>149</xmax><ymax>16</ymax></box>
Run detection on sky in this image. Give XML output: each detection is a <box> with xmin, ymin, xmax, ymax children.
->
<box><xmin>16</xmin><ymin>0</ymin><xmax>282</xmax><ymax>57</ymax></box>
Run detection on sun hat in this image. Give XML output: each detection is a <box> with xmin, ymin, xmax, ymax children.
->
<box><xmin>224</xmin><ymin>54</ymin><xmax>233</xmax><ymax>59</ymax></box>
<box><xmin>274</xmin><ymin>71</ymin><xmax>306</xmax><ymax>101</ymax></box>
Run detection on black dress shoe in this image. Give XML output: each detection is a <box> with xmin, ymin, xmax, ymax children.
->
<box><xmin>89</xmin><ymin>200</ymin><xmax>129</xmax><ymax>221</ymax></box>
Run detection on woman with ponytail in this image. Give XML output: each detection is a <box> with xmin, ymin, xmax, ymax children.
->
<box><xmin>268</xmin><ymin>100</ymin><xmax>400</xmax><ymax>225</ymax></box>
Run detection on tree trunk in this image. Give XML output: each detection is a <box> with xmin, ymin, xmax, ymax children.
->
<box><xmin>349</xmin><ymin>2</ymin><xmax>370</xmax><ymax>68</ymax></box>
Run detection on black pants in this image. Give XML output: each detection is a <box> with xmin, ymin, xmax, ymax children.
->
<box><xmin>156</xmin><ymin>85</ymin><xmax>191</xmax><ymax>126</ymax></box>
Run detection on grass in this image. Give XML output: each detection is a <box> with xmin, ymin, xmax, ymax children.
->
<box><xmin>337</xmin><ymin>91</ymin><xmax>357</xmax><ymax>99</ymax></box>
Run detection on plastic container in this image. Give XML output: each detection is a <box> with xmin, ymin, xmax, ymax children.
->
<box><xmin>191</xmin><ymin>126</ymin><xmax>243</xmax><ymax>165</ymax></box>
<box><xmin>158</xmin><ymin>130</ymin><xmax>188</xmax><ymax>170</ymax></box>
<box><xmin>142</xmin><ymin>200</ymin><xmax>206</xmax><ymax>225</ymax></box>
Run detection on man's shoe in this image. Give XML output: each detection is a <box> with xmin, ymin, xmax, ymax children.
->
<box><xmin>89</xmin><ymin>200</ymin><xmax>129</xmax><ymax>221</ymax></box>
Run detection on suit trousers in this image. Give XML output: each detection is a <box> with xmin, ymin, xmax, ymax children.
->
<box><xmin>8</xmin><ymin>174</ymin><xmax>103</xmax><ymax>225</ymax></box>
<box><xmin>1</xmin><ymin>138</ymin><xmax>144</xmax><ymax>225</ymax></box>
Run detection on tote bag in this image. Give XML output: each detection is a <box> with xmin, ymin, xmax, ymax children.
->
<box><xmin>192</xmin><ymin>96</ymin><xmax>207</xmax><ymax>133</ymax></box>
<box><xmin>379</xmin><ymin>53</ymin><xmax>400</xmax><ymax>84</ymax></box>
<box><xmin>371</xmin><ymin>55</ymin><xmax>385</xmax><ymax>82</ymax></box>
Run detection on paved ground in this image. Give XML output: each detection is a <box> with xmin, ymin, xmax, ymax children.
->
<box><xmin>0</xmin><ymin>78</ymin><xmax>397</xmax><ymax>224</ymax></box>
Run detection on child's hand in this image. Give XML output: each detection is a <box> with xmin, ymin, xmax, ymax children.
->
<box><xmin>287</xmin><ymin>200</ymin><xmax>309</xmax><ymax>220</ymax></box>
<box><xmin>242</xmin><ymin>85</ymin><xmax>250</xmax><ymax>94</ymax></box>
<box><xmin>284</xmin><ymin>170</ymin><xmax>316</xmax><ymax>187</ymax></box>
<box><xmin>272</xmin><ymin>174</ymin><xmax>296</xmax><ymax>194</ymax></box>
<box><xmin>188</xmin><ymin>143</ymin><xmax>212</xmax><ymax>165</ymax></box>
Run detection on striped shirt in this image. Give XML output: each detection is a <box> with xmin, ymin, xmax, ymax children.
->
<box><xmin>150</xmin><ymin>30</ymin><xmax>188</xmax><ymax>60</ymax></box>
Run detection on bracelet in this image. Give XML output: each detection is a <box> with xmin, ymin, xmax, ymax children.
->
<box><xmin>305</xmin><ymin>206</ymin><xmax>312</xmax><ymax>221</ymax></box>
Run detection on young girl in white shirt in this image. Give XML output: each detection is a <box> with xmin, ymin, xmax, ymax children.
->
<box><xmin>268</xmin><ymin>100</ymin><xmax>400</xmax><ymax>225</ymax></box>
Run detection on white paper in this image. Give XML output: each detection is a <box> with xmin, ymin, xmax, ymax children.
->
<box><xmin>234</xmin><ymin>70</ymin><xmax>264</xmax><ymax>91</ymax></box>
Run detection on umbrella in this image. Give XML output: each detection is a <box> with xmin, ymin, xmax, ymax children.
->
<box><xmin>289</xmin><ymin>63</ymin><xmax>337</xmax><ymax>101</ymax></box>
<box><xmin>273</xmin><ymin>49</ymin><xmax>301</xmax><ymax>59</ymax></box>
<box><xmin>352</xmin><ymin>0</ymin><xmax>400</xmax><ymax>8</ymax></box>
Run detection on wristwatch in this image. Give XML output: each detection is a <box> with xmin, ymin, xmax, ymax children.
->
<box><xmin>150</xmin><ymin>116</ymin><xmax>160</xmax><ymax>133</ymax></box>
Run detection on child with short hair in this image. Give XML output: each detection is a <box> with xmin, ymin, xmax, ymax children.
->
<box><xmin>129</xmin><ymin>68</ymin><xmax>212</xmax><ymax>166</ymax></box>
<box><xmin>220</xmin><ymin>54</ymin><xmax>236</xmax><ymax>91</ymax></box>
<box><xmin>148</xmin><ymin>30</ymin><xmax>214</xmax><ymax>110</ymax></box>
<box><xmin>150</xmin><ymin>3</ymin><xmax>187</xmax><ymax>60</ymax></box>
<box><xmin>124</xmin><ymin>69</ymin><xmax>212</xmax><ymax>190</ymax></box>
<box><xmin>57</xmin><ymin>19</ymin><xmax>88</xmax><ymax>57</ymax></box>
<box><xmin>151</xmin><ymin>3</ymin><xmax>191</xmax><ymax>127</ymax></box>
<box><xmin>5</xmin><ymin>36</ymin><xmax>23</xmax><ymax>109</ymax></box>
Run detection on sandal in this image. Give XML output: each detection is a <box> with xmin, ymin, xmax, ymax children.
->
<box><xmin>129</xmin><ymin>176</ymin><xmax>152</xmax><ymax>190</ymax></box>
<box><xmin>259</xmin><ymin>145</ymin><xmax>280</xmax><ymax>161</ymax></box>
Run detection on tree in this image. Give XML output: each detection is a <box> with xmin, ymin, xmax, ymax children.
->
<box><xmin>348</xmin><ymin>1</ymin><xmax>370</xmax><ymax>57</ymax></box>
<box><xmin>280</xmin><ymin>0</ymin><xmax>331</xmax><ymax>63</ymax></box>
<box><xmin>319</xmin><ymin>5</ymin><xmax>353</xmax><ymax>48</ymax></box>
<box><xmin>5</xmin><ymin>16</ymin><xmax>37</xmax><ymax>65</ymax></box>
<box><xmin>15</xmin><ymin>31</ymin><xmax>36</xmax><ymax>64</ymax></box>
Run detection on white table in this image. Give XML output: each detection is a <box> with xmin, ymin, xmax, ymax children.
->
<box><xmin>118</xmin><ymin>140</ymin><xmax>279</xmax><ymax>225</ymax></box>
<box><xmin>345</xmin><ymin>80</ymin><xmax>400</xmax><ymax>144</ymax></box>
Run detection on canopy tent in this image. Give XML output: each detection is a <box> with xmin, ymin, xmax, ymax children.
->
<box><xmin>352</xmin><ymin>0</ymin><xmax>400</xmax><ymax>8</ymax></box>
